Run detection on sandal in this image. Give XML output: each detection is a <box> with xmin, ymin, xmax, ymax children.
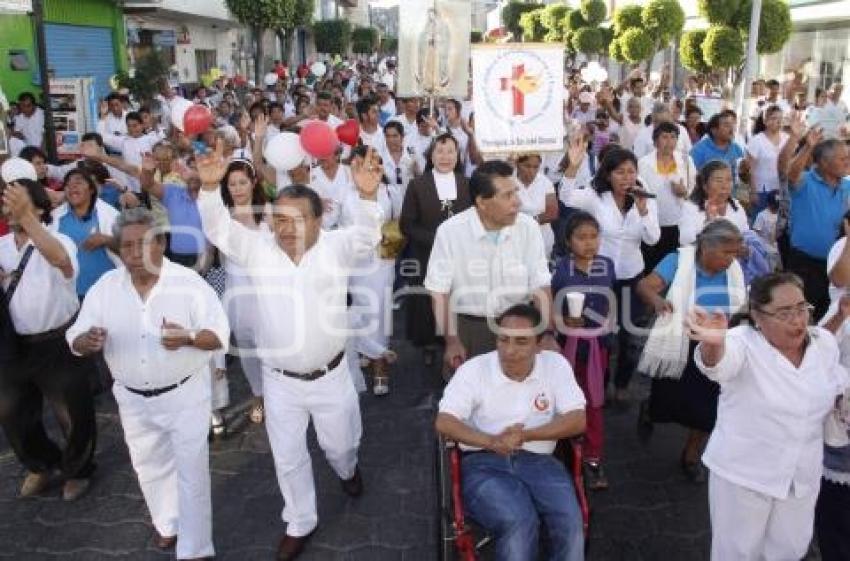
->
<box><xmin>249</xmin><ymin>399</ymin><xmax>264</xmax><ymax>424</ymax></box>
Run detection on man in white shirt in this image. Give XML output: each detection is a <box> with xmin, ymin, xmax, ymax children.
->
<box><xmin>619</xmin><ymin>76</ymin><xmax>654</xmax><ymax>122</ymax></box>
<box><xmin>599</xmin><ymin>91</ymin><xmax>642</xmax><ymax>152</ymax></box>
<box><xmin>390</xmin><ymin>97</ymin><xmax>421</xmax><ymax>138</ymax></box>
<box><xmin>376</xmin><ymin>83</ymin><xmax>397</xmax><ymax>126</ymax></box>
<box><xmin>436</xmin><ymin>303</ymin><xmax>586</xmax><ymax>561</ymax></box>
<box><xmin>404</xmin><ymin>109</ymin><xmax>437</xmax><ymax>176</ymax></box>
<box><xmin>315</xmin><ymin>91</ymin><xmax>343</xmax><ymax>129</ymax></box>
<box><xmin>195</xmin><ymin>143</ymin><xmax>385</xmax><ymax>561</ymax></box>
<box><xmin>12</xmin><ymin>91</ymin><xmax>45</xmax><ymax>148</ymax></box>
<box><xmin>67</xmin><ymin>207</ymin><xmax>229</xmax><ymax>561</ymax></box>
<box><xmin>425</xmin><ymin>160</ymin><xmax>555</xmax><ymax>371</ymax></box>
<box><xmin>0</xmin><ymin>180</ymin><xmax>97</xmax><ymax>502</ymax></box>
<box><xmin>96</xmin><ymin>92</ymin><xmax>129</xmax><ymax>152</ymax></box>
<box><xmin>102</xmin><ymin>112</ymin><xmax>160</xmax><ymax>192</ymax></box>
<box><xmin>356</xmin><ymin>97</ymin><xmax>386</xmax><ymax>154</ymax></box>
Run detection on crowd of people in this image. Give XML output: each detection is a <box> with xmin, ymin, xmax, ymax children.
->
<box><xmin>2</xmin><ymin>54</ymin><xmax>850</xmax><ymax>561</ymax></box>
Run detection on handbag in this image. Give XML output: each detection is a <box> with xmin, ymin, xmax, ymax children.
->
<box><xmin>379</xmin><ymin>220</ymin><xmax>406</xmax><ymax>260</ymax></box>
<box><xmin>0</xmin><ymin>245</ymin><xmax>35</xmax><ymax>362</ymax></box>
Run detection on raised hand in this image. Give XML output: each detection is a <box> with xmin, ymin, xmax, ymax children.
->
<box><xmin>195</xmin><ymin>138</ymin><xmax>228</xmax><ymax>189</ymax></box>
<box><xmin>252</xmin><ymin>112</ymin><xmax>268</xmax><ymax>138</ymax></box>
<box><xmin>351</xmin><ymin>147</ymin><xmax>383</xmax><ymax>200</ymax></box>
<box><xmin>805</xmin><ymin>126</ymin><xmax>823</xmax><ymax>148</ymax></box>
<box><xmin>565</xmin><ymin>135</ymin><xmax>586</xmax><ymax>171</ymax></box>
<box><xmin>3</xmin><ymin>183</ymin><xmax>36</xmax><ymax>223</ymax></box>
<box><xmin>141</xmin><ymin>152</ymin><xmax>157</xmax><ymax>173</ymax></box>
<box><xmin>788</xmin><ymin>110</ymin><xmax>805</xmax><ymax>138</ymax></box>
<box><xmin>686</xmin><ymin>306</ymin><xmax>728</xmax><ymax>346</ymax></box>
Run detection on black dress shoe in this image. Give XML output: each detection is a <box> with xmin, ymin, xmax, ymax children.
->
<box><xmin>340</xmin><ymin>466</ymin><xmax>363</xmax><ymax>497</ymax></box>
<box><xmin>277</xmin><ymin>531</ymin><xmax>314</xmax><ymax>561</ymax></box>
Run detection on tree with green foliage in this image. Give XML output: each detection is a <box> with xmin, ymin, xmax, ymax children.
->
<box><xmin>381</xmin><ymin>35</ymin><xmax>398</xmax><ymax>53</ymax></box>
<box><xmin>702</xmin><ymin>25</ymin><xmax>744</xmax><ymax>69</ymax></box>
<box><xmin>698</xmin><ymin>0</ymin><xmax>742</xmax><ymax>25</ymax></box>
<box><xmin>519</xmin><ymin>8</ymin><xmax>547</xmax><ymax>42</ymax></box>
<box><xmin>734</xmin><ymin>0</ymin><xmax>792</xmax><ymax>54</ymax></box>
<box><xmin>275</xmin><ymin>0</ymin><xmax>313</xmax><ymax>65</ymax></box>
<box><xmin>116</xmin><ymin>50</ymin><xmax>170</xmax><ymax>107</ymax></box>
<box><xmin>609</xmin><ymin>37</ymin><xmax>628</xmax><ymax>63</ymax></box>
<box><xmin>580</xmin><ymin>0</ymin><xmax>607</xmax><ymax>26</ymax></box>
<box><xmin>502</xmin><ymin>1</ymin><xmax>541</xmax><ymax>39</ymax></box>
<box><xmin>351</xmin><ymin>27</ymin><xmax>379</xmax><ymax>54</ymax></box>
<box><xmin>612</xmin><ymin>5</ymin><xmax>643</xmax><ymax>36</ymax></box>
<box><xmin>679</xmin><ymin>29</ymin><xmax>710</xmax><ymax>73</ymax></box>
<box><xmin>571</xmin><ymin>26</ymin><xmax>605</xmax><ymax>55</ymax></box>
<box><xmin>312</xmin><ymin>19</ymin><xmax>351</xmax><ymax>55</ymax></box>
<box><xmin>471</xmin><ymin>30</ymin><xmax>484</xmax><ymax>44</ymax></box>
<box><xmin>564</xmin><ymin>9</ymin><xmax>587</xmax><ymax>31</ymax></box>
<box><xmin>541</xmin><ymin>3</ymin><xmax>570</xmax><ymax>42</ymax></box>
<box><xmin>226</xmin><ymin>0</ymin><xmax>301</xmax><ymax>83</ymax></box>
<box><xmin>619</xmin><ymin>27</ymin><xmax>655</xmax><ymax>63</ymax></box>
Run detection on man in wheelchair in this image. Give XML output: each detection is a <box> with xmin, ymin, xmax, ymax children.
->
<box><xmin>435</xmin><ymin>303</ymin><xmax>587</xmax><ymax>561</ymax></box>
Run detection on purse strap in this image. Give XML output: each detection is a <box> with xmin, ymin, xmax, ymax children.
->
<box><xmin>4</xmin><ymin>245</ymin><xmax>36</xmax><ymax>304</ymax></box>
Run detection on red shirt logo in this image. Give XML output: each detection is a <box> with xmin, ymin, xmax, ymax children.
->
<box><xmin>533</xmin><ymin>392</ymin><xmax>550</xmax><ymax>412</ymax></box>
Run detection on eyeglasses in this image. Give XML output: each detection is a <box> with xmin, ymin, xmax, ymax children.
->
<box><xmin>757</xmin><ymin>303</ymin><xmax>814</xmax><ymax>322</ymax></box>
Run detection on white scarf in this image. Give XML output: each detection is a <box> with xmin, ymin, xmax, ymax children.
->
<box><xmin>639</xmin><ymin>246</ymin><xmax>747</xmax><ymax>379</ymax></box>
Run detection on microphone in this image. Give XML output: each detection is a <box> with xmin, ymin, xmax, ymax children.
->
<box><xmin>628</xmin><ymin>187</ymin><xmax>657</xmax><ymax>199</ymax></box>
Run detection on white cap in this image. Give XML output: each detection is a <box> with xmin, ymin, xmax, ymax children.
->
<box><xmin>1</xmin><ymin>158</ymin><xmax>38</xmax><ymax>183</ymax></box>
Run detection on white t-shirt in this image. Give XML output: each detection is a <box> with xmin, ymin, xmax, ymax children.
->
<box><xmin>753</xmin><ymin>208</ymin><xmax>779</xmax><ymax>251</ymax></box>
<box><xmin>13</xmin><ymin>108</ymin><xmax>45</xmax><ymax>147</ymax></box>
<box><xmin>310</xmin><ymin>164</ymin><xmax>354</xmax><ymax>229</ymax></box>
<box><xmin>439</xmin><ymin>350</ymin><xmax>586</xmax><ymax>454</ymax></box>
<box><xmin>747</xmin><ymin>132</ymin><xmax>789</xmax><ymax>193</ymax></box>
<box><xmin>516</xmin><ymin>172</ymin><xmax>556</xmax><ymax>255</ymax></box>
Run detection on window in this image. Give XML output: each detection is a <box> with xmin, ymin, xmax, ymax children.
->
<box><xmin>195</xmin><ymin>49</ymin><xmax>217</xmax><ymax>77</ymax></box>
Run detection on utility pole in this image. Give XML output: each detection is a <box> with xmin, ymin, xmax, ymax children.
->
<box><xmin>32</xmin><ymin>0</ymin><xmax>57</xmax><ymax>161</ymax></box>
<box><xmin>737</xmin><ymin>0</ymin><xmax>762</xmax><ymax>138</ymax></box>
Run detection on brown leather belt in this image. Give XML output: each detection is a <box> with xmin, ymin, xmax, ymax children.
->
<box><xmin>273</xmin><ymin>350</ymin><xmax>345</xmax><ymax>381</ymax></box>
<box><xmin>19</xmin><ymin>317</ymin><xmax>76</xmax><ymax>344</ymax></box>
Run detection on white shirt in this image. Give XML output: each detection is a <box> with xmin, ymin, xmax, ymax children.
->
<box><xmin>447</xmin><ymin>124</ymin><xmax>470</xmax><ymax>165</ymax></box>
<box><xmin>197</xmin><ymin>187</ymin><xmax>382</xmax><ymax>372</ymax></box>
<box><xmin>678</xmin><ymin>200</ymin><xmax>750</xmax><ymax>246</ymax></box>
<box><xmin>97</xmin><ymin>111</ymin><xmax>129</xmax><ymax>145</ymax></box>
<box><xmin>747</xmin><ymin>132</ymin><xmax>789</xmax><ymax>193</ymax></box>
<box><xmin>432</xmin><ymin>170</ymin><xmax>458</xmax><ymax>201</ymax></box>
<box><xmin>439</xmin><ymin>350</ymin><xmax>586</xmax><ymax>454</ymax></box>
<box><xmin>66</xmin><ymin>259</ymin><xmax>230</xmax><ymax>389</ymax></box>
<box><xmin>638</xmin><ymin>151</ymin><xmax>697</xmax><ymax>227</ymax></box>
<box><xmin>359</xmin><ymin>126</ymin><xmax>387</xmax><ymax>154</ymax></box>
<box><xmin>381</xmin><ymin>149</ymin><xmax>415</xmax><ymax>218</ymax></box>
<box><xmin>390</xmin><ymin>114</ymin><xmax>418</xmax><ymax>139</ymax></box>
<box><xmin>752</xmin><ymin>208</ymin><xmax>779</xmax><ymax>251</ymax></box>
<box><xmin>103</xmin><ymin>133</ymin><xmax>160</xmax><ymax>192</ymax></box>
<box><xmin>380</xmin><ymin>98</ymin><xmax>397</xmax><ymax>118</ymax></box>
<box><xmin>632</xmin><ymin>124</ymin><xmax>692</xmax><ymax>160</ymax></box>
<box><xmin>0</xmin><ymin>232</ymin><xmax>79</xmax><ymax>335</ymax></box>
<box><xmin>310</xmin><ymin>164</ymin><xmax>354</xmax><ymax>230</ymax></box>
<box><xmin>696</xmin><ymin>326</ymin><xmax>849</xmax><ymax>499</ymax></box>
<box><xmin>620</xmin><ymin>92</ymin><xmax>654</xmax><ymax>122</ymax></box>
<box><xmin>617</xmin><ymin>118</ymin><xmax>643</xmax><ymax>152</ymax></box>
<box><xmin>405</xmin><ymin>131</ymin><xmax>436</xmax><ymax>176</ymax></box>
<box><xmin>424</xmin><ymin>208</ymin><xmax>551</xmax><ymax>317</ymax></box>
<box><xmin>13</xmin><ymin>108</ymin><xmax>44</xmax><ymax>147</ymax></box>
<box><xmin>560</xmin><ymin>180</ymin><xmax>661</xmax><ymax>279</ymax></box>
<box><xmin>515</xmin><ymin>172</ymin><xmax>556</xmax><ymax>255</ymax></box>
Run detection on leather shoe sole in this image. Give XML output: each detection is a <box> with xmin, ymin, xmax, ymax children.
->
<box><xmin>153</xmin><ymin>530</ymin><xmax>177</xmax><ymax>551</ymax></box>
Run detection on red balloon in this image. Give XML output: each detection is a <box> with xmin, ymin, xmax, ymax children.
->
<box><xmin>300</xmin><ymin>121</ymin><xmax>339</xmax><ymax>159</ymax></box>
<box><xmin>336</xmin><ymin>119</ymin><xmax>360</xmax><ymax>147</ymax></box>
<box><xmin>183</xmin><ymin>105</ymin><xmax>213</xmax><ymax>135</ymax></box>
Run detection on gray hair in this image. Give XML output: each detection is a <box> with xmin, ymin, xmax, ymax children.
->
<box><xmin>696</xmin><ymin>219</ymin><xmax>742</xmax><ymax>252</ymax></box>
<box><xmin>651</xmin><ymin>101</ymin><xmax>670</xmax><ymax>116</ymax></box>
<box><xmin>112</xmin><ymin>207</ymin><xmax>166</xmax><ymax>245</ymax></box>
<box><xmin>813</xmin><ymin>138</ymin><xmax>845</xmax><ymax>167</ymax></box>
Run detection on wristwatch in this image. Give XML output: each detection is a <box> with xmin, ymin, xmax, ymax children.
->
<box><xmin>187</xmin><ymin>330</ymin><xmax>198</xmax><ymax>345</ymax></box>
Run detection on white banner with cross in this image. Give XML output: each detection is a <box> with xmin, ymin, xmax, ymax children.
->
<box><xmin>471</xmin><ymin>44</ymin><xmax>564</xmax><ymax>154</ymax></box>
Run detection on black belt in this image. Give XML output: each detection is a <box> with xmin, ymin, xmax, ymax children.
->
<box><xmin>273</xmin><ymin>350</ymin><xmax>345</xmax><ymax>381</ymax></box>
<box><xmin>458</xmin><ymin>314</ymin><xmax>492</xmax><ymax>322</ymax></box>
<box><xmin>19</xmin><ymin>317</ymin><xmax>76</xmax><ymax>344</ymax></box>
<box><xmin>125</xmin><ymin>375</ymin><xmax>192</xmax><ymax>398</ymax></box>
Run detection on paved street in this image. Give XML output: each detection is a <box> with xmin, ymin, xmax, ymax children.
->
<box><xmin>0</xmin><ymin>331</ymin><xmax>821</xmax><ymax>561</ymax></box>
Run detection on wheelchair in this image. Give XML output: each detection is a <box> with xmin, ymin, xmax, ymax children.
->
<box><xmin>436</xmin><ymin>435</ymin><xmax>591</xmax><ymax>561</ymax></box>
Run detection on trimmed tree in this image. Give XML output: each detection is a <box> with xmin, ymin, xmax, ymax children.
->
<box><xmin>679</xmin><ymin>29</ymin><xmax>710</xmax><ymax>73</ymax></box>
<box><xmin>275</xmin><ymin>0</ymin><xmax>313</xmax><ymax>64</ymax></box>
<box><xmin>698</xmin><ymin>0</ymin><xmax>742</xmax><ymax>25</ymax></box>
<box><xmin>703</xmin><ymin>25</ymin><xmax>745</xmax><ymax>69</ymax></box>
<box><xmin>312</xmin><ymin>19</ymin><xmax>351</xmax><ymax>55</ymax></box>
<box><xmin>351</xmin><ymin>27</ymin><xmax>379</xmax><ymax>54</ymax></box>
<box><xmin>471</xmin><ymin>30</ymin><xmax>484</xmax><ymax>44</ymax></box>
<box><xmin>619</xmin><ymin>28</ymin><xmax>655</xmax><ymax>64</ymax></box>
<box><xmin>226</xmin><ymin>0</ymin><xmax>297</xmax><ymax>83</ymax></box>
<box><xmin>541</xmin><ymin>3</ymin><xmax>570</xmax><ymax>42</ymax></box>
<box><xmin>580</xmin><ymin>0</ymin><xmax>607</xmax><ymax>26</ymax></box>
<box><xmin>502</xmin><ymin>1</ymin><xmax>541</xmax><ymax>39</ymax></box>
<box><xmin>612</xmin><ymin>5</ymin><xmax>643</xmax><ymax>36</ymax></box>
<box><xmin>734</xmin><ymin>0</ymin><xmax>792</xmax><ymax>54</ymax></box>
<box><xmin>520</xmin><ymin>8</ymin><xmax>547</xmax><ymax>42</ymax></box>
<box><xmin>609</xmin><ymin>36</ymin><xmax>628</xmax><ymax>63</ymax></box>
<box><xmin>571</xmin><ymin>26</ymin><xmax>605</xmax><ymax>55</ymax></box>
<box><xmin>564</xmin><ymin>9</ymin><xmax>587</xmax><ymax>32</ymax></box>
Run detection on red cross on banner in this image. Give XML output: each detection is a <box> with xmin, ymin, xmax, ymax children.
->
<box><xmin>499</xmin><ymin>64</ymin><xmax>527</xmax><ymax>116</ymax></box>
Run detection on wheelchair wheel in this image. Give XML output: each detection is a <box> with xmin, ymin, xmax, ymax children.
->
<box><xmin>436</xmin><ymin>436</ymin><xmax>457</xmax><ymax>561</ymax></box>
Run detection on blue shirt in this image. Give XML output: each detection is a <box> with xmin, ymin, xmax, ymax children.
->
<box><xmin>551</xmin><ymin>255</ymin><xmax>616</xmax><ymax>329</ymax></box>
<box><xmin>655</xmin><ymin>251</ymin><xmax>730</xmax><ymax>312</ymax></box>
<box><xmin>162</xmin><ymin>184</ymin><xmax>204</xmax><ymax>255</ymax></box>
<box><xmin>689</xmin><ymin>136</ymin><xmax>745</xmax><ymax>172</ymax></box>
<box><xmin>99</xmin><ymin>182</ymin><xmax>122</xmax><ymax>210</ymax></box>
<box><xmin>58</xmin><ymin>209</ymin><xmax>115</xmax><ymax>297</ymax></box>
<box><xmin>789</xmin><ymin>169</ymin><xmax>850</xmax><ymax>260</ymax></box>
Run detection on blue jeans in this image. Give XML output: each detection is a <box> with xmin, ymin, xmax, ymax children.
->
<box><xmin>462</xmin><ymin>451</ymin><xmax>584</xmax><ymax>561</ymax></box>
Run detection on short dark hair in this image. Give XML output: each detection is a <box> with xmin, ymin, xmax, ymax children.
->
<box><xmin>8</xmin><ymin>179</ymin><xmax>52</xmax><ymax>225</ymax></box>
<box><xmin>76</xmin><ymin>159</ymin><xmax>110</xmax><ymax>185</ymax></box>
<box><xmin>19</xmin><ymin>145</ymin><xmax>46</xmax><ymax>163</ymax></box>
<box><xmin>564</xmin><ymin>210</ymin><xmax>600</xmax><ymax>247</ymax></box>
<box><xmin>652</xmin><ymin>121</ymin><xmax>680</xmax><ymax>143</ymax></box>
<box><xmin>469</xmin><ymin>160</ymin><xmax>513</xmax><ymax>203</ymax></box>
<box><xmin>126</xmin><ymin>111</ymin><xmax>142</xmax><ymax>125</ymax></box>
<box><xmin>105</xmin><ymin>92</ymin><xmax>122</xmax><ymax>103</ymax></box>
<box><xmin>383</xmin><ymin>121</ymin><xmax>404</xmax><ymax>137</ymax></box>
<box><xmin>274</xmin><ymin>184</ymin><xmax>323</xmax><ymax>219</ymax></box>
<box><xmin>765</xmin><ymin>79</ymin><xmax>780</xmax><ymax>88</ymax></box>
<box><xmin>415</xmin><ymin>108</ymin><xmax>431</xmax><ymax>125</ymax></box>
<box><xmin>355</xmin><ymin>96</ymin><xmax>377</xmax><ymax>120</ymax></box>
<box><xmin>62</xmin><ymin>169</ymin><xmax>99</xmax><ymax>216</ymax></box>
<box><xmin>268</xmin><ymin>102</ymin><xmax>284</xmax><ymax>113</ymax></box>
<box><xmin>496</xmin><ymin>303</ymin><xmax>543</xmax><ymax>338</ymax></box>
<box><xmin>630</xmin><ymin>77</ymin><xmax>645</xmax><ymax>87</ymax></box>
<box><xmin>17</xmin><ymin>91</ymin><xmax>36</xmax><ymax>104</ymax></box>
<box><xmin>686</xmin><ymin>106</ymin><xmax>703</xmax><ymax>118</ymax></box>
<box><xmin>316</xmin><ymin>91</ymin><xmax>333</xmax><ymax>103</ymax></box>
<box><xmin>447</xmin><ymin>98</ymin><xmax>462</xmax><ymax>114</ymax></box>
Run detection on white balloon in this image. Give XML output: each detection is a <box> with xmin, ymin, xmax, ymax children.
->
<box><xmin>1</xmin><ymin>158</ymin><xmax>37</xmax><ymax>183</ymax></box>
<box><xmin>170</xmin><ymin>97</ymin><xmax>193</xmax><ymax>132</ymax></box>
<box><xmin>310</xmin><ymin>62</ymin><xmax>327</xmax><ymax>77</ymax></box>
<box><xmin>264</xmin><ymin>132</ymin><xmax>308</xmax><ymax>172</ymax></box>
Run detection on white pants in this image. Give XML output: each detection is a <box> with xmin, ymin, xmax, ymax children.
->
<box><xmin>113</xmin><ymin>372</ymin><xmax>214</xmax><ymax>560</ymax></box>
<box><xmin>263</xmin><ymin>358</ymin><xmax>362</xmax><ymax>537</ymax></box>
<box><xmin>233</xmin><ymin>331</ymin><xmax>264</xmax><ymax>398</ymax></box>
<box><xmin>709</xmin><ymin>472</ymin><xmax>817</xmax><ymax>561</ymax></box>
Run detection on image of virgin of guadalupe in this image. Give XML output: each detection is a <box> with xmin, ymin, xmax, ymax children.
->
<box><xmin>414</xmin><ymin>5</ymin><xmax>452</xmax><ymax>95</ymax></box>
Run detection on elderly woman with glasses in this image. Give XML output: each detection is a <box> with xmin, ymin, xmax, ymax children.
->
<box><xmin>688</xmin><ymin>273</ymin><xmax>849</xmax><ymax>561</ymax></box>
